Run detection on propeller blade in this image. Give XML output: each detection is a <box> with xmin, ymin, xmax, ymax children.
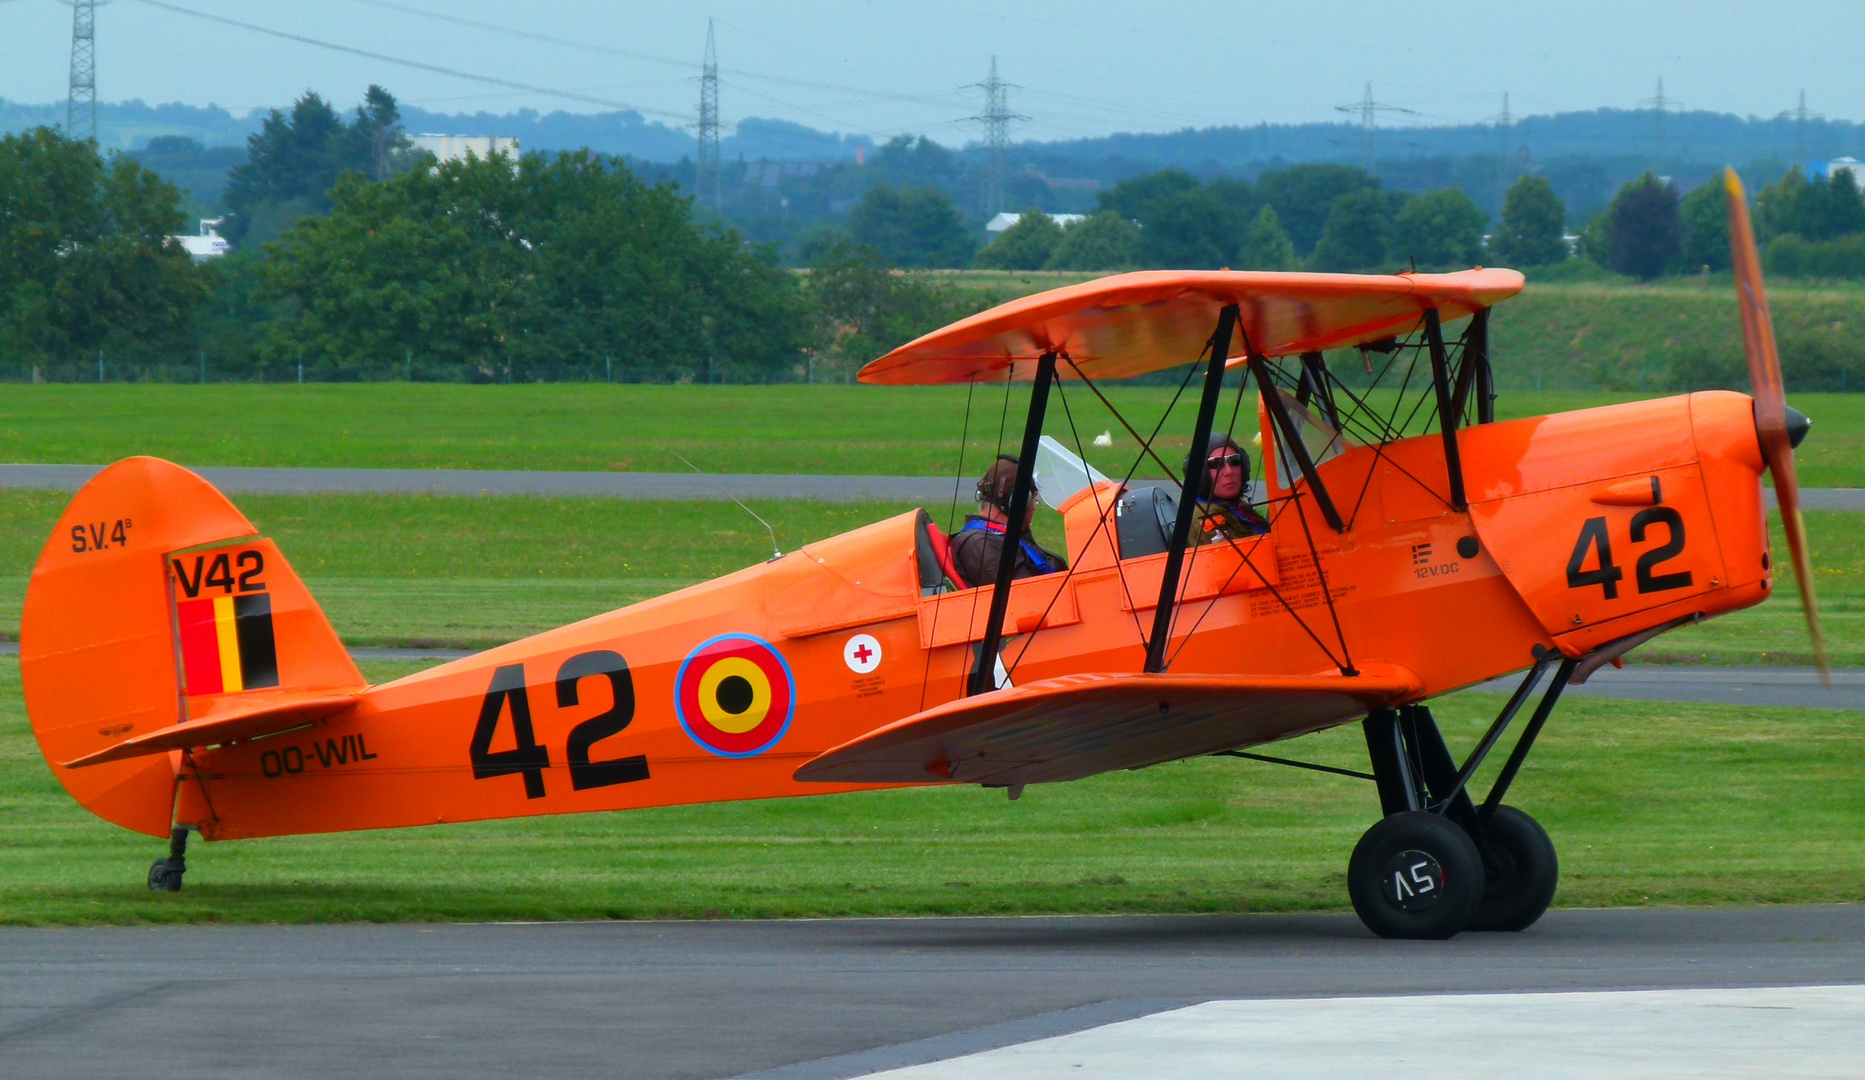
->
<box><xmin>1725</xmin><ymin>168</ymin><xmax>1830</xmax><ymax>684</ymax></box>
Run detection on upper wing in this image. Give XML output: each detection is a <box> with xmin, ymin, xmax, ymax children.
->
<box><xmin>856</xmin><ymin>268</ymin><xmax>1524</xmax><ymax>386</ymax></box>
<box><xmin>794</xmin><ymin>667</ymin><xmax>1421</xmax><ymax>787</ymax></box>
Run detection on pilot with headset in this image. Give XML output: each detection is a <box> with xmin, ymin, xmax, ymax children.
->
<box><xmin>950</xmin><ymin>456</ymin><xmax>1069</xmax><ymax>587</ymax></box>
<box><xmin>1189</xmin><ymin>433</ymin><xmax>1270</xmax><ymax>545</ymax></box>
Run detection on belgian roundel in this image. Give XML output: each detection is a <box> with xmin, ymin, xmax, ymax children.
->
<box><xmin>674</xmin><ymin>634</ymin><xmax>796</xmax><ymax>758</ymax></box>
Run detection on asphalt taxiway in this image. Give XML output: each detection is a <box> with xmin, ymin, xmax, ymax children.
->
<box><xmin>2</xmin><ymin>906</ymin><xmax>1861</xmax><ymax>1079</ymax></box>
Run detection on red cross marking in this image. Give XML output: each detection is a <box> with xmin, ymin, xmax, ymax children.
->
<box><xmin>853</xmin><ymin>643</ymin><xmax>874</xmax><ymax>664</ymax></box>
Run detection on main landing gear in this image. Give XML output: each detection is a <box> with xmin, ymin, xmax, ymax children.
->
<box><xmin>1348</xmin><ymin>650</ymin><xmax>1575</xmax><ymax>940</ymax></box>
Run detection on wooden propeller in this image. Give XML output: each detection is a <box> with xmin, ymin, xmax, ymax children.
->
<box><xmin>1725</xmin><ymin>167</ymin><xmax>1830</xmax><ymax>684</ymax></box>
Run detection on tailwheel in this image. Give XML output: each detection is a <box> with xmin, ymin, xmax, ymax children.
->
<box><xmin>147</xmin><ymin>859</ymin><xmax>180</xmax><ymax>892</ymax></box>
<box><xmin>1348</xmin><ymin>811</ymin><xmax>1483</xmax><ymax>940</ymax></box>
<box><xmin>1469</xmin><ymin>806</ymin><xmax>1558</xmax><ymax>932</ymax></box>
<box><xmin>146</xmin><ymin>827</ymin><xmax>189</xmax><ymax>892</ymax></box>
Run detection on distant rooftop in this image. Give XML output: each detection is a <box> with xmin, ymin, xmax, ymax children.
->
<box><xmin>1812</xmin><ymin>157</ymin><xmax>1865</xmax><ymax>184</ymax></box>
<box><xmin>986</xmin><ymin>211</ymin><xmax>1088</xmax><ymax>235</ymax></box>
<box><xmin>168</xmin><ymin>217</ymin><xmax>229</xmax><ymax>261</ymax></box>
<box><xmin>410</xmin><ymin>134</ymin><xmax>520</xmax><ymax>164</ymax></box>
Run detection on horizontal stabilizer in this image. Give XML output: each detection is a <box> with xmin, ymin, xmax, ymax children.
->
<box><xmin>795</xmin><ymin>668</ymin><xmax>1420</xmax><ymax>787</ymax></box>
<box><xmin>62</xmin><ymin>691</ymin><xmax>361</xmax><ymax>769</ymax></box>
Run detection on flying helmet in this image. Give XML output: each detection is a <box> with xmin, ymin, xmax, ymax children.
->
<box><xmin>1184</xmin><ymin>433</ymin><xmax>1249</xmax><ymax>498</ymax></box>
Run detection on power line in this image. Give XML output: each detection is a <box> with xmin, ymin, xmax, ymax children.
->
<box><xmin>66</xmin><ymin>0</ymin><xmax>96</xmax><ymax>142</ymax></box>
<box><xmin>344</xmin><ymin>0</ymin><xmax>1197</xmax><ymax>142</ymax></box>
<box><xmin>344</xmin><ymin>0</ymin><xmax>965</xmax><ymax>110</ymax></box>
<box><xmin>126</xmin><ymin>0</ymin><xmax>691</xmax><ymax>121</ymax></box>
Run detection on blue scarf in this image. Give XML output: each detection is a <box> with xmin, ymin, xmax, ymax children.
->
<box><xmin>961</xmin><ymin>518</ymin><xmax>1055</xmax><ymax>574</ymax></box>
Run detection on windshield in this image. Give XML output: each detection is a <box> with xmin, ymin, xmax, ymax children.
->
<box><xmin>1271</xmin><ymin>387</ymin><xmax>1357</xmax><ymax>487</ymax></box>
<box><xmin>1033</xmin><ymin>435</ymin><xmax>1112</xmax><ymax>510</ymax></box>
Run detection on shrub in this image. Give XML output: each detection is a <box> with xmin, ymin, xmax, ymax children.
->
<box><xmin>804</xmin><ymin>242</ymin><xmax>985</xmax><ymax>382</ymax></box>
<box><xmin>1764</xmin><ymin>234</ymin><xmax>1865</xmax><ymax>280</ymax></box>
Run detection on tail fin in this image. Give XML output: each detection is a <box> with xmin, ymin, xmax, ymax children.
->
<box><xmin>22</xmin><ymin>458</ymin><xmax>364</xmax><ymax>837</ymax></box>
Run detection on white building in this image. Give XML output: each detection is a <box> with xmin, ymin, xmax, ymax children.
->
<box><xmin>1817</xmin><ymin>157</ymin><xmax>1865</xmax><ymax>186</ymax></box>
<box><xmin>168</xmin><ymin>218</ymin><xmax>230</xmax><ymax>261</ymax></box>
<box><xmin>985</xmin><ymin>211</ymin><xmax>1088</xmax><ymax>236</ymax></box>
<box><xmin>410</xmin><ymin>134</ymin><xmax>521</xmax><ymax>164</ymax></box>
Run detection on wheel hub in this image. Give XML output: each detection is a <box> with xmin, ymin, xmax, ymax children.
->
<box><xmin>1379</xmin><ymin>849</ymin><xmax>1446</xmax><ymax>911</ymax></box>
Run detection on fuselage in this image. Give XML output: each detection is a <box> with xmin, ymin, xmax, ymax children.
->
<box><xmin>178</xmin><ymin>391</ymin><xmax>1773</xmax><ymax>841</ymax></box>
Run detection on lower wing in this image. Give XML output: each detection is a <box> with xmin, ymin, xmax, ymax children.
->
<box><xmin>794</xmin><ymin>666</ymin><xmax>1422</xmax><ymax>787</ymax></box>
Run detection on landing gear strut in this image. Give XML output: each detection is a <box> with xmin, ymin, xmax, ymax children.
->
<box><xmin>1349</xmin><ymin>651</ymin><xmax>1575</xmax><ymax>939</ymax></box>
<box><xmin>148</xmin><ymin>827</ymin><xmax>190</xmax><ymax>892</ymax></box>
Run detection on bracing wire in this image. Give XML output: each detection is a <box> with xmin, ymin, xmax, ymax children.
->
<box><xmin>921</xmin><ymin>379</ymin><xmax>978</xmax><ymax>713</ymax></box>
<box><xmin>948</xmin><ymin>381</ymin><xmax>977</xmax><ymax>534</ymax></box>
<box><xmin>1003</xmin><ymin>356</ymin><xmax>1201</xmax><ymax>678</ymax></box>
<box><xmin>963</xmin><ymin>366</ymin><xmax>1018</xmax><ymax>693</ymax></box>
<box><xmin>1004</xmin><ymin>373</ymin><xmax>1142</xmax><ymax>676</ymax></box>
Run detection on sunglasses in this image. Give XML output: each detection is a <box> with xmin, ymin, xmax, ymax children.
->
<box><xmin>1206</xmin><ymin>454</ymin><xmax>1245</xmax><ymax>469</ymax></box>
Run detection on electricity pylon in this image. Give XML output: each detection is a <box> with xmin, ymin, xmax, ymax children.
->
<box><xmin>1636</xmin><ymin>78</ymin><xmax>1682</xmax><ymax>165</ymax></box>
<box><xmin>67</xmin><ymin>0</ymin><xmax>97</xmax><ymax>143</ymax></box>
<box><xmin>696</xmin><ymin>19</ymin><xmax>721</xmax><ymax>207</ymax></box>
<box><xmin>1334</xmin><ymin>83</ymin><xmax>1415</xmax><ymax>175</ymax></box>
<box><xmin>1776</xmin><ymin>90</ymin><xmax>1823</xmax><ymax>165</ymax></box>
<box><xmin>972</xmin><ymin>58</ymin><xmax>1024</xmax><ymax>217</ymax></box>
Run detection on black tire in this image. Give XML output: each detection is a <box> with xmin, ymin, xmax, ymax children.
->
<box><xmin>1468</xmin><ymin>805</ymin><xmax>1558</xmax><ymax>932</ymax></box>
<box><xmin>1348</xmin><ymin>811</ymin><xmax>1484</xmax><ymax>940</ymax></box>
<box><xmin>147</xmin><ymin>859</ymin><xmax>184</xmax><ymax>892</ymax></box>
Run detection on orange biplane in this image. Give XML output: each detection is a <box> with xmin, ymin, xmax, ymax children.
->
<box><xmin>23</xmin><ymin>172</ymin><xmax>1825</xmax><ymax>939</ymax></box>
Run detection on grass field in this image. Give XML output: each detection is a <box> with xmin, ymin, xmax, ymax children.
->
<box><xmin>1</xmin><ymin>655</ymin><xmax>1856</xmax><ymax>926</ymax></box>
<box><xmin>2</xmin><ymin>384</ymin><xmax>1864</xmax><ymax>486</ymax></box>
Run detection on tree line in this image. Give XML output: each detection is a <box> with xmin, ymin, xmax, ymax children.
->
<box><xmin>0</xmin><ymin>115</ymin><xmax>977</xmax><ymax>384</ymax></box>
<box><xmin>10</xmin><ymin>81</ymin><xmax>1865</xmax><ymax>386</ymax></box>
<box><xmin>836</xmin><ymin>161</ymin><xmax>1598</xmax><ymax>278</ymax></box>
<box><xmin>861</xmin><ymin>158</ymin><xmax>1865</xmax><ymax>286</ymax></box>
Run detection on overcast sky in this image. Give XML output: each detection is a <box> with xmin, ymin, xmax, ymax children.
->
<box><xmin>1</xmin><ymin>0</ymin><xmax>1859</xmax><ymax>142</ymax></box>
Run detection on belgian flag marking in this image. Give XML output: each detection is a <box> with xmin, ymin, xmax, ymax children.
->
<box><xmin>177</xmin><ymin>592</ymin><xmax>280</xmax><ymax>696</ymax></box>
